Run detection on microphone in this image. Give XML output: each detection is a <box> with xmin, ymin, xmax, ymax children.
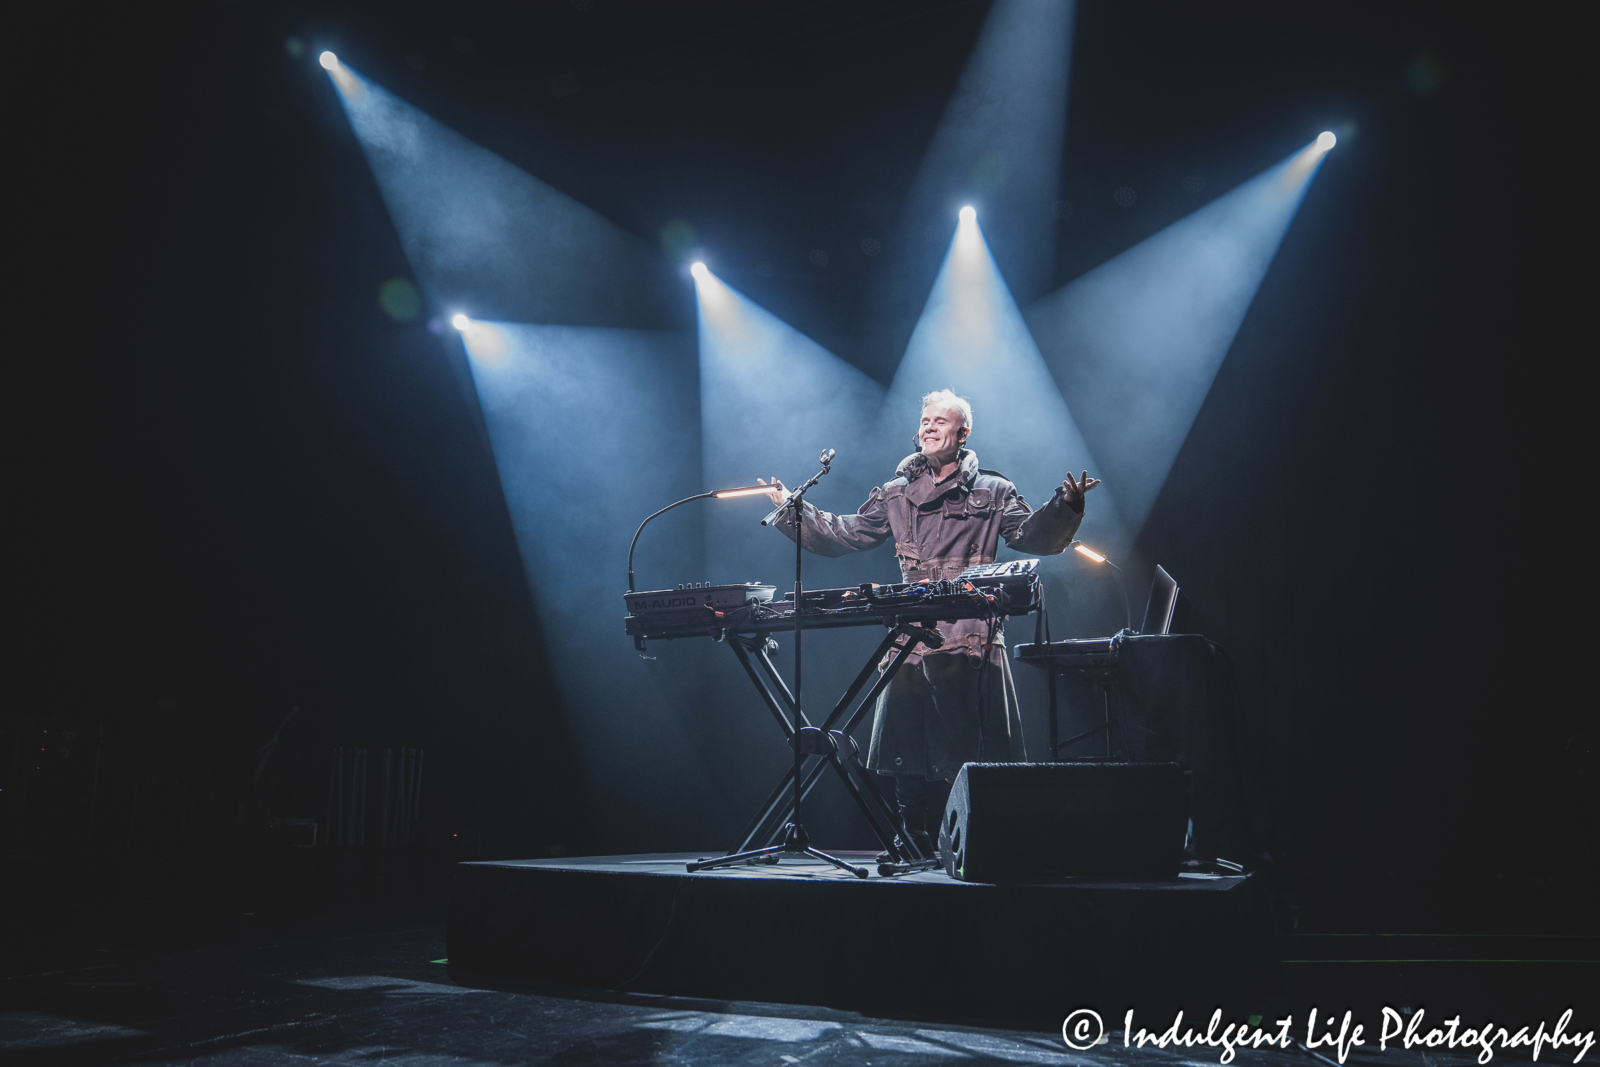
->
<box><xmin>820</xmin><ymin>448</ymin><xmax>835</xmax><ymax>468</ymax></box>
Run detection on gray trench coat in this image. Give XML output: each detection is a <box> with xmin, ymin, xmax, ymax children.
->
<box><xmin>774</xmin><ymin>448</ymin><xmax>1083</xmax><ymax>778</ymax></box>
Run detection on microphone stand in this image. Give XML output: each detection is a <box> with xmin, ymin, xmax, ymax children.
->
<box><xmin>691</xmin><ymin>449</ymin><xmax>867</xmax><ymax>877</ymax></box>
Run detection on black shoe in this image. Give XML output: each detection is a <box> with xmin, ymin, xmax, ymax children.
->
<box><xmin>875</xmin><ymin>832</ymin><xmax>936</xmax><ymax>864</ymax></box>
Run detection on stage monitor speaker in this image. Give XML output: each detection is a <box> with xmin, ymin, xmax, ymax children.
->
<box><xmin>939</xmin><ymin>762</ymin><xmax>1187</xmax><ymax>882</ymax></box>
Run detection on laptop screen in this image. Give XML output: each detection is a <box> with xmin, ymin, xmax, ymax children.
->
<box><xmin>1142</xmin><ymin>565</ymin><xmax>1180</xmax><ymax>635</ymax></box>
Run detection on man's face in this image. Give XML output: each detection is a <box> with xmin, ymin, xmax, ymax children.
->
<box><xmin>919</xmin><ymin>405</ymin><xmax>968</xmax><ymax>458</ymax></box>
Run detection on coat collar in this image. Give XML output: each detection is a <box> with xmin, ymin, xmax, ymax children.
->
<box><xmin>896</xmin><ymin>447</ymin><xmax>979</xmax><ymax>487</ymax></box>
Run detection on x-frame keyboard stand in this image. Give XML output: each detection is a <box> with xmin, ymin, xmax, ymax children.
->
<box><xmin>686</xmin><ymin>619</ymin><xmax>945</xmax><ymax>877</ymax></box>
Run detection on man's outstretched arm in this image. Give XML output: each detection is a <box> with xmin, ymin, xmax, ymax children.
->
<box><xmin>1003</xmin><ymin>471</ymin><xmax>1100</xmax><ymax>555</ymax></box>
<box><xmin>762</xmin><ymin>478</ymin><xmax>893</xmax><ymax>558</ymax></box>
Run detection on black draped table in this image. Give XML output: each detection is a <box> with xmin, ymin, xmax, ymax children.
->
<box><xmin>1014</xmin><ymin>634</ymin><xmax>1263</xmax><ymax>867</ymax></box>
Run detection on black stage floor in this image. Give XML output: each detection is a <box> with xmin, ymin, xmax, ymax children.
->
<box><xmin>5</xmin><ymin>850</ymin><xmax>1592</xmax><ymax>1067</ymax></box>
<box><xmin>446</xmin><ymin>852</ymin><xmax>1279</xmax><ymax>1025</ymax></box>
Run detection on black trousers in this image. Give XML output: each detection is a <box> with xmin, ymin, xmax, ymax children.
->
<box><xmin>867</xmin><ymin>650</ymin><xmax>1025</xmax><ymax>779</ymax></box>
<box><xmin>890</xmin><ymin>773</ymin><xmax>952</xmax><ymax>839</ymax></box>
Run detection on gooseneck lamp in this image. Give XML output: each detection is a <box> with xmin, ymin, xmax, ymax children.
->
<box><xmin>627</xmin><ymin>485</ymin><xmax>774</xmax><ymax>592</ymax></box>
<box><xmin>1072</xmin><ymin>540</ymin><xmax>1133</xmax><ymax>633</ymax></box>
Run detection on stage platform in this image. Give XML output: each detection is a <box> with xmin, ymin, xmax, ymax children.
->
<box><xmin>446</xmin><ymin>852</ymin><xmax>1279</xmax><ymax>1025</ymax></box>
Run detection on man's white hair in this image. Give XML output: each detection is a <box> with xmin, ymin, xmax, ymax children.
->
<box><xmin>920</xmin><ymin>388</ymin><xmax>973</xmax><ymax>434</ymax></box>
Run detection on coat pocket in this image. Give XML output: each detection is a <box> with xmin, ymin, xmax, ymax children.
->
<box><xmin>945</xmin><ymin>488</ymin><xmax>994</xmax><ymax>517</ymax></box>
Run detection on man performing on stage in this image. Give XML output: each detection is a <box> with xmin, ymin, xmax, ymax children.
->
<box><xmin>760</xmin><ymin>389</ymin><xmax>1099</xmax><ymax>856</ymax></box>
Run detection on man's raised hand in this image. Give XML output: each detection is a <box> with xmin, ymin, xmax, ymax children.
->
<box><xmin>758</xmin><ymin>477</ymin><xmax>788</xmax><ymax>506</ymax></box>
<box><xmin>1060</xmin><ymin>471</ymin><xmax>1101</xmax><ymax>505</ymax></box>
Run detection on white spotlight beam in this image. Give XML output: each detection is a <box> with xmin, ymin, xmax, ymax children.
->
<box><xmin>323</xmin><ymin>63</ymin><xmax>682</xmax><ymax>330</ymax></box>
<box><xmin>887</xmin><ymin>217</ymin><xmax>1130</xmax><ymax>553</ymax></box>
<box><xmin>457</xmin><ymin>319</ymin><xmax>717</xmax><ymax>843</ymax></box>
<box><xmin>693</xmin><ymin>267</ymin><xmax>890</xmax><ymax>589</ymax></box>
<box><xmin>1025</xmin><ymin>140</ymin><xmax>1333</xmax><ymax>535</ymax></box>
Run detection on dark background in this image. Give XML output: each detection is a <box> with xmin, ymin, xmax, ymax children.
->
<box><xmin>10</xmin><ymin>0</ymin><xmax>1593</xmax><ymax>932</ymax></box>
